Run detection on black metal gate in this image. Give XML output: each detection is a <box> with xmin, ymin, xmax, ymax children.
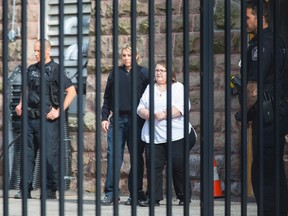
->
<box><xmin>1</xmin><ymin>0</ymin><xmax>288</xmax><ymax>216</ymax></box>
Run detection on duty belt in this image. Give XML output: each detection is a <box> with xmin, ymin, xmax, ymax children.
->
<box><xmin>28</xmin><ymin>108</ymin><xmax>40</xmax><ymax>119</ymax></box>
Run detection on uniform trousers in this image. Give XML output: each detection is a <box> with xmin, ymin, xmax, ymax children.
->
<box><xmin>22</xmin><ymin>118</ymin><xmax>59</xmax><ymax>191</ymax></box>
<box><xmin>251</xmin><ymin>104</ymin><xmax>288</xmax><ymax>216</ymax></box>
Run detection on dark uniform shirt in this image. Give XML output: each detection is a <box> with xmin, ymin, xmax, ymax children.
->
<box><xmin>247</xmin><ymin>27</ymin><xmax>287</xmax><ymax>94</ymax></box>
<box><xmin>27</xmin><ymin>59</ymin><xmax>73</xmax><ymax>110</ymax></box>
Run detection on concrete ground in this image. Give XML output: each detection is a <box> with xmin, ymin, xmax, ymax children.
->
<box><xmin>0</xmin><ymin>190</ymin><xmax>258</xmax><ymax>216</ymax></box>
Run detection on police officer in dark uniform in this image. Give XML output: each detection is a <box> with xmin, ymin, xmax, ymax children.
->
<box><xmin>245</xmin><ymin>1</ymin><xmax>288</xmax><ymax>215</ymax></box>
<box><xmin>14</xmin><ymin>39</ymin><xmax>76</xmax><ymax>199</ymax></box>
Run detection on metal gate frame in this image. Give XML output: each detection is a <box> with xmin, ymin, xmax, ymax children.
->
<box><xmin>2</xmin><ymin>0</ymin><xmax>288</xmax><ymax>215</ymax></box>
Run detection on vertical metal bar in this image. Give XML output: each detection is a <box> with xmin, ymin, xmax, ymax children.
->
<box><xmin>58</xmin><ymin>0</ymin><xmax>65</xmax><ymax>215</ymax></box>
<box><xmin>256</xmin><ymin>1</ymin><xmax>264</xmax><ymax>215</ymax></box>
<box><xmin>148</xmin><ymin>0</ymin><xmax>155</xmax><ymax>214</ymax></box>
<box><xmin>183</xmin><ymin>0</ymin><xmax>190</xmax><ymax>215</ymax></box>
<box><xmin>39</xmin><ymin>2</ymin><xmax>47</xmax><ymax>215</ymax></box>
<box><xmin>20</xmin><ymin>0</ymin><xmax>29</xmax><ymax>215</ymax></box>
<box><xmin>200</xmin><ymin>0</ymin><xmax>214</xmax><ymax>215</ymax></box>
<box><xmin>77</xmin><ymin>0</ymin><xmax>84</xmax><ymax>215</ymax></box>
<box><xmin>130</xmin><ymin>0</ymin><xmax>138</xmax><ymax>214</ymax></box>
<box><xmin>95</xmin><ymin>0</ymin><xmax>102</xmax><ymax>215</ymax></box>
<box><xmin>165</xmin><ymin>0</ymin><xmax>173</xmax><ymax>215</ymax></box>
<box><xmin>2</xmin><ymin>0</ymin><xmax>10</xmax><ymax>215</ymax></box>
<box><xmin>272</xmin><ymin>0</ymin><xmax>280</xmax><ymax>215</ymax></box>
<box><xmin>281</xmin><ymin>0</ymin><xmax>288</xmax><ymax>43</ymax></box>
<box><xmin>240</xmin><ymin>0</ymin><xmax>248</xmax><ymax>215</ymax></box>
<box><xmin>224</xmin><ymin>0</ymin><xmax>232</xmax><ymax>215</ymax></box>
<box><xmin>112</xmin><ymin>0</ymin><xmax>120</xmax><ymax>215</ymax></box>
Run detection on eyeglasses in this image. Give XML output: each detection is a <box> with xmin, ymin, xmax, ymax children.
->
<box><xmin>155</xmin><ymin>69</ymin><xmax>167</xmax><ymax>73</ymax></box>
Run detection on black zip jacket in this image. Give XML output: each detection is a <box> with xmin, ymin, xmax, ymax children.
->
<box><xmin>101</xmin><ymin>65</ymin><xmax>149</xmax><ymax>121</ymax></box>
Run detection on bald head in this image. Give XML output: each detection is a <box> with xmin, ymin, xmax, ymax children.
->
<box><xmin>34</xmin><ymin>39</ymin><xmax>52</xmax><ymax>63</ymax></box>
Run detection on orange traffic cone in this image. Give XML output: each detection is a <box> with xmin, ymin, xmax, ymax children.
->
<box><xmin>213</xmin><ymin>159</ymin><xmax>224</xmax><ymax>198</ymax></box>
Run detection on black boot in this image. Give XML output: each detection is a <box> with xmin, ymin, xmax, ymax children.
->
<box><xmin>138</xmin><ymin>190</ymin><xmax>146</xmax><ymax>201</ymax></box>
<box><xmin>46</xmin><ymin>189</ymin><xmax>57</xmax><ymax>199</ymax></box>
<box><xmin>139</xmin><ymin>199</ymin><xmax>160</xmax><ymax>207</ymax></box>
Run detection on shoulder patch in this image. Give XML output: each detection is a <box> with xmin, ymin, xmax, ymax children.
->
<box><xmin>252</xmin><ymin>47</ymin><xmax>258</xmax><ymax>61</ymax></box>
<box><xmin>252</xmin><ymin>46</ymin><xmax>267</xmax><ymax>61</ymax></box>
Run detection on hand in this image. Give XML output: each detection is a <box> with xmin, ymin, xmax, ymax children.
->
<box><xmin>154</xmin><ymin>111</ymin><xmax>166</xmax><ymax>121</ymax></box>
<box><xmin>101</xmin><ymin>120</ymin><xmax>110</xmax><ymax>133</ymax></box>
<box><xmin>246</xmin><ymin>81</ymin><xmax>257</xmax><ymax>110</ymax></box>
<box><xmin>15</xmin><ymin>104</ymin><xmax>22</xmax><ymax>116</ymax></box>
<box><xmin>46</xmin><ymin>107</ymin><xmax>60</xmax><ymax>120</ymax></box>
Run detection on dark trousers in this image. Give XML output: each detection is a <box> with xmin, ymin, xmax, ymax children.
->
<box><xmin>126</xmin><ymin>117</ymin><xmax>146</xmax><ymax>199</ymax></box>
<box><xmin>145</xmin><ymin>131</ymin><xmax>196</xmax><ymax>201</ymax></box>
<box><xmin>21</xmin><ymin>118</ymin><xmax>60</xmax><ymax>191</ymax></box>
<box><xmin>251</xmin><ymin>110</ymin><xmax>288</xmax><ymax>216</ymax></box>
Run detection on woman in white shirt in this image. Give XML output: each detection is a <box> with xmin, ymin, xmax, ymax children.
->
<box><xmin>137</xmin><ymin>60</ymin><xmax>197</xmax><ymax>207</ymax></box>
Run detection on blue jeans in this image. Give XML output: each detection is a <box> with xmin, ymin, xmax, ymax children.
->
<box><xmin>104</xmin><ymin>116</ymin><xmax>129</xmax><ymax>197</ymax></box>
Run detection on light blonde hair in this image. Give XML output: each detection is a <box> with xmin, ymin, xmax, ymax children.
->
<box><xmin>121</xmin><ymin>43</ymin><xmax>142</xmax><ymax>64</ymax></box>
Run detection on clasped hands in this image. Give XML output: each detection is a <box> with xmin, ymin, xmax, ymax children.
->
<box><xmin>154</xmin><ymin>111</ymin><xmax>167</xmax><ymax>121</ymax></box>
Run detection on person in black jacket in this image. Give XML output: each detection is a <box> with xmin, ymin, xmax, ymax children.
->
<box><xmin>101</xmin><ymin>43</ymin><xmax>149</xmax><ymax>205</ymax></box>
<box><xmin>243</xmin><ymin>1</ymin><xmax>288</xmax><ymax>215</ymax></box>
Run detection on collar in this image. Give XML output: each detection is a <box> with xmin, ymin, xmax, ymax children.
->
<box><xmin>119</xmin><ymin>64</ymin><xmax>138</xmax><ymax>73</ymax></box>
<box><xmin>250</xmin><ymin>27</ymin><xmax>272</xmax><ymax>44</ymax></box>
<box><xmin>37</xmin><ymin>59</ymin><xmax>54</xmax><ymax>67</ymax></box>
<box><xmin>248</xmin><ymin>27</ymin><xmax>272</xmax><ymax>47</ymax></box>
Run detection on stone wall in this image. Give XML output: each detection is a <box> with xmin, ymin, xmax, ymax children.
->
<box><xmin>0</xmin><ymin>0</ymin><xmax>39</xmax><ymax>72</ymax></box>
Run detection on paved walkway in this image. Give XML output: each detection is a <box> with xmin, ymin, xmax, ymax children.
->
<box><xmin>0</xmin><ymin>190</ymin><xmax>258</xmax><ymax>216</ymax></box>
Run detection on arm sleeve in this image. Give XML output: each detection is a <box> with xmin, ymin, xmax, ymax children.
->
<box><xmin>52</xmin><ymin>64</ymin><xmax>73</xmax><ymax>89</ymax></box>
<box><xmin>137</xmin><ymin>85</ymin><xmax>150</xmax><ymax>114</ymax></box>
<box><xmin>172</xmin><ymin>82</ymin><xmax>191</xmax><ymax>114</ymax></box>
<box><xmin>63</xmin><ymin>75</ymin><xmax>73</xmax><ymax>89</ymax></box>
